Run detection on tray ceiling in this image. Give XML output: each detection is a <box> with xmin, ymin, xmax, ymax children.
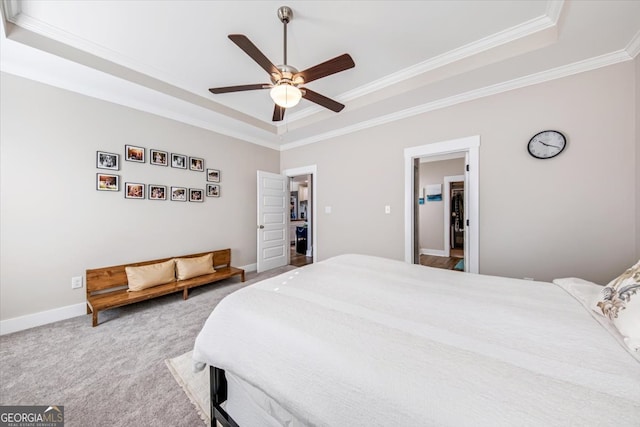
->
<box><xmin>1</xmin><ymin>1</ymin><xmax>639</xmax><ymax>150</ymax></box>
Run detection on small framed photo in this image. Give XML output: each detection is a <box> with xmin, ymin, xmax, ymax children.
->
<box><xmin>206</xmin><ymin>169</ymin><xmax>220</xmax><ymax>182</ymax></box>
<box><xmin>96</xmin><ymin>151</ymin><xmax>119</xmax><ymax>170</ymax></box>
<box><xmin>189</xmin><ymin>188</ymin><xmax>204</xmax><ymax>202</ymax></box>
<box><xmin>125</xmin><ymin>145</ymin><xmax>145</xmax><ymax>163</ymax></box>
<box><xmin>150</xmin><ymin>149</ymin><xmax>168</xmax><ymax>166</ymax></box>
<box><xmin>190</xmin><ymin>157</ymin><xmax>204</xmax><ymax>172</ymax></box>
<box><xmin>171</xmin><ymin>153</ymin><xmax>187</xmax><ymax>169</ymax></box>
<box><xmin>125</xmin><ymin>182</ymin><xmax>145</xmax><ymax>199</ymax></box>
<box><xmin>206</xmin><ymin>184</ymin><xmax>220</xmax><ymax>197</ymax></box>
<box><xmin>148</xmin><ymin>184</ymin><xmax>167</xmax><ymax>200</ymax></box>
<box><xmin>171</xmin><ymin>186</ymin><xmax>187</xmax><ymax>202</ymax></box>
<box><xmin>96</xmin><ymin>173</ymin><xmax>119</xmax><ymax>191</ymax></box>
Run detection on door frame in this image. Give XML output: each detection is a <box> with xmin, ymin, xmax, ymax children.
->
<box><xmin>282</xmin><ymin>165</ymin><xmax>317</xmax><ymax>263</ymax></box>
<box><xmin>444</xmin><ymin>174</ymin><xmax>465</xmax><ymax>258</ymax></box>
<box><xmin>404</xmin><ymin>136</ymin><xmax>480</xmax><ymax>273</ymax></box>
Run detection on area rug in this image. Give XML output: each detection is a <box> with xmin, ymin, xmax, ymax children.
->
<box><xmin>166</xmin><ymin>350</ymin><xmax>210</xmax><ymax>426</ymax></box>
<box><xmin>454</xmin><ymin>259</ymin><xmax>464</xmax><ymax>271</ymax></box>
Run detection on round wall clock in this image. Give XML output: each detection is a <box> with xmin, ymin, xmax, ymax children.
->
<box><xmin>527</xmin><ymin>130</ymin><xmax>566</xmax><ymax>159</ymax></box>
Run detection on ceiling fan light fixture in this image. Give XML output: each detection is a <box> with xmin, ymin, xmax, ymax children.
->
<box><xmin>270</xmin><ymin>83</ymin><xmax>302</xmax><ymax>108</ymax></box>
<box><xmin>208</xmin><ymin>6</ymin><xmax>354</xmax><ymax>121</ymax></box>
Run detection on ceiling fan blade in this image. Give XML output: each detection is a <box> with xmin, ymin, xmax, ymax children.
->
<box><xmin>273</xmin><ymin>105</ymin><xmax>285</xmax><ymax>122</ymax></box>
<box><xmin>295</xmin><ymin>54</ymin><xmax>355</xmax><ymax>84</ymax></box>
<box><xmin>228</xmin><ymin>34</ymin><xmax>280</xmax><ymax>76</ymax></box>
<box><xmin>302</xmin><ymin>89</ymin><xmax>345</xmax><ymax>112</ymax></box>
<box><xmin>209</xmin><ymin>84</ymin><xmax>270</xmax><ymax>94</ymax></box>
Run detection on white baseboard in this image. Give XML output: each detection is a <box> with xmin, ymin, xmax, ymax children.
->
<box><xmin>420</xmin><ymin>248</ymin><xmax>447</xmax><ymax>257</ymax></box>
<box><xmin>241</xmin><ymin>263</ymin><xmax>257</xmax><ymax>273</ymax></box>
<box><xmin>0</xmin><ymin>302</ymin><xmax>87</xmax><ymax>336</ymax></box>
<box><xmin>1</xmin><ymin>263</ymin><xmax>260</xmax><ymax>335</ymax></box>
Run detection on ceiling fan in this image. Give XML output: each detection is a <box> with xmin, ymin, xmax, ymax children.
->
<box><xmin>208</xmin><ymin>6</ymin><xmax>355</xmax><ymax>122</ymax></box>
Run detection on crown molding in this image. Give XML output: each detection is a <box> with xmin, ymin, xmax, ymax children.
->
<box><xmin>2</xmin><ymin>0</ymin><xmax>634</xmax><ymax>153</ymax></box>
<box><xmin>281</xmin><ymin>11</ymin><xmax>558</xmax><ymax>126</ymax></box>
<box><xmin>4</xmin><ymin>0</ymin><xmax>564</xmax><ymax>133</ymax></box>
<box><xmin>0</xmin><ymin>53</ymin><xmax>280</xmax><ymax>150</ymax></box>
<box><xmin>3</xmin><ymin>5</ymin><xmax>277</xmax><ymax>135</ymax></box>
<box><xmin>1</xmin><ymin>0</ymin><xmax>20</xmax><ymax>20</ymax></box>
<box><xmin>280</xmin><ymin>50</ymin><xmax>632</xmax><ymax>151</ymax></box>
<box><xmin>340</xmin><ymin>15</ymin><xmax>556</xmax><ymax>101</ymax></box>
<box><xmin>5</xmin><ymin>8</ymin><xmax>190</xmax><ymax>94</ymax></box>
<box><xmin>626</xmin><ymin>30</ymin><xmax>640</xmax><ymax>58</ymax></box>
<box><xmin>546</xmin><ymin>0</ymin><xmax>565</xmax><ymax>24</ymax></box>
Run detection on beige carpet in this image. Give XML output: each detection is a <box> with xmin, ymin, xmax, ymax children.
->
<box><xmin>166</xmin><ymin>350</ymin><xmax>210</xmax><ymax>426</ymax></box>
<box><xmin>1</xmin><ymin>264</ymin><xmax>297</xmax><ymax>427</ymax></box>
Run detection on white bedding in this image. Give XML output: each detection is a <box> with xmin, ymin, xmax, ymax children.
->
<box><xmin>193</xmin><ymin>254</ymin><xmax>640</xmax><ymax>426</ymax></box>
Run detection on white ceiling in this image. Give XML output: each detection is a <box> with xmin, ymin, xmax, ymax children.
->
<box><xmin>1</xmin><ymin>1</ymin><xmax>639</xmax><ymax>150</ymax></box>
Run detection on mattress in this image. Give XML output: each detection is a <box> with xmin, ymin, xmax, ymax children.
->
<box><xmin>193</xmin><ymin>254</ymin><xmax>640</xmax><ymax>426</ymax></box>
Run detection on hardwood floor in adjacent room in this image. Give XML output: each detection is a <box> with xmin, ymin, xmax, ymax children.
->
<box><xmin>420</xmin><ymin>249</ymin><xmax>463</xmax><ymax>271</ymax></box>
<box><xmin>290</xmin><ymin>246</ymin><xmax>312</xmax><ymax>267</ymax></box>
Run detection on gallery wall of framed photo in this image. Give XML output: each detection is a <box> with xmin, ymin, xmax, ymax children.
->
<box><xmin>96</xmin><ymin>145</ymin><xmax>221</xmax><ymax>202</ymax></box>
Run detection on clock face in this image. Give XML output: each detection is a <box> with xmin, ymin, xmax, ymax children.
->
<box><xmin>528</xmin><ymin>130</ymin><xmax>566</xmax><ymax>159</ymax></box>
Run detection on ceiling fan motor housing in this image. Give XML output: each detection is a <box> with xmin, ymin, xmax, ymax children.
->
<box><xmin>271</xmin><ymin>64</ymin><xmax>302</xmax><ymax>86</ymax></box>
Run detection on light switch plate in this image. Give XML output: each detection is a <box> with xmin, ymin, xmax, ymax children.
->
<box><xmin>71</xmin><ymin>276</ymin><xmax>83</xmax><ymax>289</ymax></box>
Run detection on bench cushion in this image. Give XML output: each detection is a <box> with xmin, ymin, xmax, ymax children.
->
<box><xmin>175</xmin><ymin>253</ymin><xmax>215</xmax><ymax>280</ymax></box>
<box><xmin>126</xmin><ymin>259</ymin><xmax>176</xmax><ymax>291</ymax></box>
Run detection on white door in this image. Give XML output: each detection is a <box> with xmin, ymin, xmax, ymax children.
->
<box><xmin>257</xmin><ymin>171</ymin><xmax>288</xmax><ymax>272</ymax></box>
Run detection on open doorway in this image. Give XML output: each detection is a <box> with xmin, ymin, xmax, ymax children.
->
<box><xmin>404</xmin><ymin>136</ymin><xmax>479</xmax><ymax>273</ymax></box>
<box><xmin>283</xmin><ymin>165</ymin><xmax>317</xmax><ymax>267</ymax></box>
<box><xmin>417</xmin><ymin>156</ymin><xmax>466</xmax><ymax>271</ymax></box>
<box><xmin>257</xmin><ymin>166</ymin><xmax>317</xmax><ymax>273</ymax></box>
<box><xmin>289</xmin><ymin>174</ymin><xmax>313</xmax><ymax>267</ymax></box>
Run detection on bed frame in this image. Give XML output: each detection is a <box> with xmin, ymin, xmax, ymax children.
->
<box><xmin>210</xmin><ymin>366</ymin><xmax>240</xmax><ymax>427</ymax></box>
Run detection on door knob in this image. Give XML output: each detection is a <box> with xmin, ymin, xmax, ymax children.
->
<box><xmin>258</xmin><ymin>225</ymin><xmax>265</xmax><ymax>229</ymax></box>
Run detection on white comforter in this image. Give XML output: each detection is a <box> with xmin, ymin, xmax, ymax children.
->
<box><xmin>193</xmin><ymin>254</ymin><xmax>640</xmax><ymax>426</ymax></box>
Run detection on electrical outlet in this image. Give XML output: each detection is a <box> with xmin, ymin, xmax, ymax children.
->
<box><xmin>385</xmin><ymin>205</ymin><xmax>391</xmax><ymax>214</ymax></box>
<box><xmin>71</xmin><ymin>276</ymin><xmax>83</xmax><ymax>289</ymax></box>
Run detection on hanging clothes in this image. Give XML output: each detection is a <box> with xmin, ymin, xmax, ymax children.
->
<box><xmin>453</xmin><ymin>191</ymin><xmax>464</xmax><ymax>232</ymax></box>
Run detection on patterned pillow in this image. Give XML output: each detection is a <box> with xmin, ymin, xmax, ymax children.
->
<box><xmin>593</xmin><ymin>260</ymin><xmax>640</xmax><ymax>353</ymax></box>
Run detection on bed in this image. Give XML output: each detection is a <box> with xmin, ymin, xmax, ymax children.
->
<box><xmin>193</xmin><ymin>254</ymin><xmax>640</xmax><ymax>426</ymax></box>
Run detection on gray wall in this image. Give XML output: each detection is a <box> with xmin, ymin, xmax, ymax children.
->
<box><xmin>0</xmin><ymin>72</ymin><xmax>279</xmax><ymax>321</ymax></box>
<box><xmin>281</xmin><ymin>61</ymin><xmax>638</xmax><ymax>284</ymax></box>
<box><xmin>419</xmin><ymin>158</ymin><xmax>465</xmax><ymax>252</ymax></box>
<box><xmin>2</xmin><ymin>58</ymin><xmax>639</xmax><ymax>324</ymax></box>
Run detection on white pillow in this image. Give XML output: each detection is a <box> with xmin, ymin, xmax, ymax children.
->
<box><xmin>592</xmin><ymin>260</ymin><xmax>640</xmax><ymax>354</ymax></box>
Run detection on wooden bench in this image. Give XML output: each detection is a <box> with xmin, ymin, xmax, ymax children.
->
<box><xmin>85</xmin><ymin>248</ymin><xmax>245</xmax><ymax>327</ymax></box>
